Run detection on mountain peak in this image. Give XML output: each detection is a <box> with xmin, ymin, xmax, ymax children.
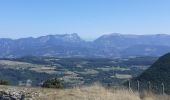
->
<box><xmin>58</xmin><ymin>33</ymin><xmax>82</xmax><ymax>42</ymax></box>
<box><xmin>62</xmin><ymin>33</ymin><xmax>80</xmax><ymax>39</ymax></box>
<box><xmin>37</xmin><ymin>33</ymin><xmax>82</xmax><ymax>43</ymax></box>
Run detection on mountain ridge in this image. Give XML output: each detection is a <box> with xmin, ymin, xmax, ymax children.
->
<box><xmin>1</xmin><ymin>33</ymin><xmax>170</xmax><ymax>58</ymax></box>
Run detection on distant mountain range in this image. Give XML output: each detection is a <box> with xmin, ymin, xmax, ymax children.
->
<box><xmin>0</xmin><ymin>33</ymin><xmax>170</xmax><ymax>58</ymax></box>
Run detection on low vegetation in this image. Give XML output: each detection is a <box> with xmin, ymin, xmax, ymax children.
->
<box><xmin>0</xmin><ymin>84</ymin><xmax>169</xmax><ymax>100</ymax></box>
<box><xmin>0</xmin><ymin>80</ymin><xmax>9</xmax><ymax>85</ymax></box>
<box><xmin>41</xmin><ymin>78</ymin><xmax>64</xmax><ymax>89</ymax></box>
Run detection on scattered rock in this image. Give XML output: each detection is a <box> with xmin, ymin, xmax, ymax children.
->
<box><xmin>0</xmin><ymin>89</ymin><xmax>35</xmax><ymax>100</ymax></box>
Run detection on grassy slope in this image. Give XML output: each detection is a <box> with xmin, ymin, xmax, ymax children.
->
<box><xmin>0</xmin><ymin>85</ymin><xmax>169</xmax><ymax>100</ymax></box>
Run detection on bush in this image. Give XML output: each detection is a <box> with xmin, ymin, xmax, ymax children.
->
<box><xmin>41</xmin><ymin>78</ymin><xmax>64</xmax><ymax>89</ymax></box>
<box><xmin>0</xmin><ymin>80</ymin><xmax>9</xmax><ymax>85</ymax></box>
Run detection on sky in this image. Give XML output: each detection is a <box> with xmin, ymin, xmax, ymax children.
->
<box><xmin>0</xmin><ymin>0</ymin><xmax>170</xmax><ymax>40</ymax></box>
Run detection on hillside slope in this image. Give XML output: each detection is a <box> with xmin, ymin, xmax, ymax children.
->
<box><xmin>134</xmin><ymin>53</ymin><xmax>170</xmax><ymax>93</ymax></box>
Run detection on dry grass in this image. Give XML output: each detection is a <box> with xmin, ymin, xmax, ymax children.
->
<box><xmin>140</xmin><ymin>91</ymin><xmax>170</xmax><ymax>100</ymax></box>
<box><xmin>0</xmin><ymin>85</ymin><xmax>170</xmax><ymax>100</ymax></box>
<box><xmin>36</xmin><ymin>85</ymin><xmax>140</xmax><ymax>100</ymax></box>
<box><xmin>35</xmin><ymin>84</ymin><xmax>170</xmax><ymax>100</ymax></box>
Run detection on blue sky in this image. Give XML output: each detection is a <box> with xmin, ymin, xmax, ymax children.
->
<box><xmin>0</xmin><ymin>0</ymin><xmax>170</xmax><ymax>40</ymax></box>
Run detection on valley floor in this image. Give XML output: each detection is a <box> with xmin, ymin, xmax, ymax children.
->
<box><xmin>0</xmin><ymin>85</ymin><xmax>169</xmax><ymax>100</ymax></box>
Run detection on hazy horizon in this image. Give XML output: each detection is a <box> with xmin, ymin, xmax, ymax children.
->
<box><xmin>1</xmin><ymin>32</ymin><xmax>170</xmax><ymax>41</ymax></box>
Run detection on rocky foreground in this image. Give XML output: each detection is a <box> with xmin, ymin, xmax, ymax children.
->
<box><xmin>0</xmin><ymin>85</ymin><xmax>45</xmax><ymax>100</ymax></box>
<box><xmin>0</xmin><ymin>85</ymin><xmax>169</xmax><ymax>100</ymax></box>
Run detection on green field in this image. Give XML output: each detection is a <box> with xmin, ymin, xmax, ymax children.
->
<box><xmin>0</xmin><ymin>56</ymin><xmax>157</xmax><ymax>87</ymax></box>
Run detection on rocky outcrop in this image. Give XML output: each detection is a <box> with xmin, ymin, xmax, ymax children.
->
<box><xmin>0</xmin><ymin>87</ymin><xmax>41</xmax><ymax>100</ymax></box>
<box><xmin>0</xmin><ymin>91</ymin><xmax>25</xmax><ymax>100</ymax></box>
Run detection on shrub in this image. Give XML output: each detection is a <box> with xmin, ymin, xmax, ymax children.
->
<box><xmin>0</xmin><ymin>80</ymin><xmax>9</xmax><ymax>85</ymax></box>
<box><xmin>41</xmin><ymin>78</ymin><xmax>64</xmax><ymax>89</ymax></box>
